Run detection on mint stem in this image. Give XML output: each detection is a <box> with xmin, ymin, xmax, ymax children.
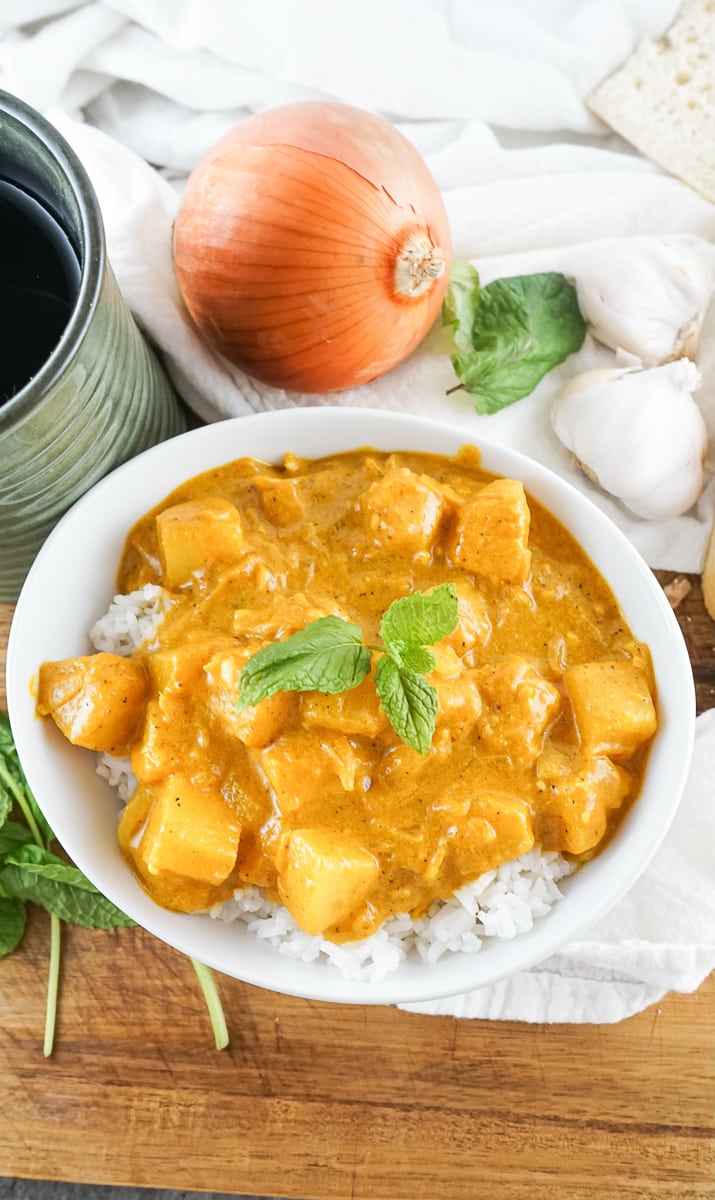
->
<box><xmin>43</xmin><ymin>913</ymin><xmax>61</xmax><ymax>1057</ymax></box>
<box><xmin>191</xmin><ymin>958</ymin><xmax>229</xmax><ymax>1050</ymax></box>
<box><xmin>0</xmin><ymin>751</ymin><xmax>62</xmax><ymax>1057</ymax></box>
<box><xmin>0</xmin><ymin>761</ymin><xmax>45</xmax><ymax>848</ymax></box>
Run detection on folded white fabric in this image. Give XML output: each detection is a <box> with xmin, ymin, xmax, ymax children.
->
<box><xmin>0</xmin><ymin>0</ymin><xmax>683</xmax><ymax>151</ymax></box>
<box><xmin>1</xmin><ymin>0</ymin><xmax>714</xmax><ymax>1022</ymax></box>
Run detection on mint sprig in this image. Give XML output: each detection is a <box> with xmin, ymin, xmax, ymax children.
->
<box><xmin>237</xmin><ymin>584</ymin><xmax>459</xmax><ymax>754</ymax></box>
<box><xmin>443</xmin><ymin>266</ymin><xmax>586</xmax><ymax>414</ymax></box>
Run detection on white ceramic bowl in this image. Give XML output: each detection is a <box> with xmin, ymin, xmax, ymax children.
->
<box><xmin>7</xmin><ymin>408</ymin><xmax>695</xmax><ymax>1005</ymax></box>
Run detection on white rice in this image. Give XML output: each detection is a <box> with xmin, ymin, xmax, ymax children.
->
<box><xmin>92</xmin><ymin>588</ymin><xmax>574</xmax><ymax>981</ymax></box>
<box><xmin>90</xmin><ymin>583</ymin><xmax>173</xmax><ymax>656</ymax></box>
<box><xmin>207</xmin><ymin>850</ymin><xmax>573</xmax><ymax>982</ymax></box>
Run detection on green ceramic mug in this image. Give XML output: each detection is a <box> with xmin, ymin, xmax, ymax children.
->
<box><xmin>0</xmin><ymin>89</ymin><xmax>187</xmax><ymax>602</ymax></box>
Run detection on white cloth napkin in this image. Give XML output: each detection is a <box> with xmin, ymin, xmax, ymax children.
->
<box><xmin>2</xmin><ymin>0</ymin><xmax>714</xmax><ymax>1021</ymax></box>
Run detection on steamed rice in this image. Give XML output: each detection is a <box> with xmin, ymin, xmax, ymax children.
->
<box><xmin>93</xmin><ymin>588</ymin><xmax>574</xmax><ymax>981</ymax></box>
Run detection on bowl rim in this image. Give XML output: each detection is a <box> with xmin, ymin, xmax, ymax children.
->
<box><xmin>6</xmin><ymin>407</ymin><xmax>696</xmax><ymax>1005</ymax></box>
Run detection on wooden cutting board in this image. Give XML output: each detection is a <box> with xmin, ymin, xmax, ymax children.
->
<box><xmin>1</xmin><ymin>582</ymin><xmax>713</xmax><ymax>1200</ymax></box>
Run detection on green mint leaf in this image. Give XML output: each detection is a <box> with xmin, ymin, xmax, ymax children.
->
<box><xmin>0</xmin><ymin>896</ymin><xmax>26</xmax><ymax>958</ymax></box>
<box><xmin>442</xmin><ymin>259</ymin><xmax>481</xmax><ymax>353</ymax></box>
<box><xmin>0</xmin><ymin>819</ymin><xmax>33</xmax><ymax>858</ymax></box>
<box><xmin>374</xmin><ymin>656</ymin><xmax>438</xmax><ymax>755</ymax></box>
<box><xmin>0</xmin><ymin>775</ymin><xmax>10</xmax><ymax>829</ymax></box>
<box><xmin>0</xmin><ymin>713</ymin><xmax>55</xmax><ymax>845</ymax></box>
<box><xmin>448</xmin><ymin>272</ymin><xmax>586</xmax><ymax>414</ymax></box>
<box><xmin>0</xmin><ymin>844</ymin><xmax>135</xmax><ymax>929</ymax></box>
<box><xmin>238</xmin><ymin>615</ymin><xmax>371</xmax><ymax>709</ymax></box>
<box><xmin>0</xmin><ymin>712</ymin><xmax>14</xmax><ymax>753</ymax></box>
<box><xmin>394</xmin><ymin>643</ymin><xmax>437</xmax><ymax>674</ymax></box>
<box><xmin>380</xmin><ymin>585</ymin><xmax>458</xmax><ymax>658</ymax></box>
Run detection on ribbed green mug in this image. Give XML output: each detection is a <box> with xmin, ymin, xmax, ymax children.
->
<box><xmin>0</xmin><ymin>89</ymin><xmax>187</xmax><ymax>602</ymax></box>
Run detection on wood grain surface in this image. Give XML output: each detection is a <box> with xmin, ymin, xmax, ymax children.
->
<box><xmin>0</xmin><ymin>579</ymin><xmax>713</xmax><ymax>1200</ymax></box>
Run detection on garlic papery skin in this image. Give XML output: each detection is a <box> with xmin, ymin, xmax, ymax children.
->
<box><xmin>551</xmin><ymin>360</ymin><xmax>707</xmax><ymax>521</ymax></box>
<box><xmin>572</xmin><ymin>237</ymin><xmax>714</xmax><ymax>367</ymax></box>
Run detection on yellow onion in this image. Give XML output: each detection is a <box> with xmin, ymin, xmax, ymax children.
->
<box><xmin>173</xmin><ymin>101</ymin><xmax>451</xmax><ymax>393</ymax></box>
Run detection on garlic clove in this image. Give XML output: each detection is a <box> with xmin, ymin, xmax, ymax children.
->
<box><xmin>551</xmin><ymin>359</ymin><xmax>707</xmax><ymax>522</ymax></box>
<box><xmin>572</xmin><ymin>237</ymin><xmax>715</xmax><ymax>367</ymax></box>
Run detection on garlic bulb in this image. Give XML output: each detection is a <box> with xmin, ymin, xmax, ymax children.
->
<box><xmin>551</xmin><ymin>360</ymin><xmax>707</xmax><ymax>521</ymax></box>
<box><xmin>572</xmin><ymin>237</ymin><xmax>714</xmax><ymax>366</ymax></box>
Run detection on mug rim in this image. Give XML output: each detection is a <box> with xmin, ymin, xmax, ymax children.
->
<box><xmin>0</xmin><ymin>88</ymin><xmax>105</xmax><ymax>425</ymax></box>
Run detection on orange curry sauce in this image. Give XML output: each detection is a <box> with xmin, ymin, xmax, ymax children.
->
<box><xmin>37</xmin><ymin>448</ymin><xmax>657</xmax><ymax>941</ymax></box>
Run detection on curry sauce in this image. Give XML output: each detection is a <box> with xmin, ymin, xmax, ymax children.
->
<box><xmin>37</xmin><ymin>448</ymin><xmax>658</xmax><ymax>942</ymax></box>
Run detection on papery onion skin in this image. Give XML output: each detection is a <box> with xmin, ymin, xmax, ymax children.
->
<box><xmin>173</xmin><ymin>101</ymin><xmax>452</xmax><ymax>393</ymax></box>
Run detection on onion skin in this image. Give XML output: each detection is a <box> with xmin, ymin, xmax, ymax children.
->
<box><xmin>173</xmin><ymin>101</ymin><xmax>451</xmax><ymax>393</ymax></box>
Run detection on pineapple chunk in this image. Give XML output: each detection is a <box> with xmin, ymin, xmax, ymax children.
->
<box><xmin>449</xmin><ymin>792</ymin><xmax>534</xmax><ymax>876</ymax></box>
<box><xmin>447</xmin><ymin>478</ymin><xmax>531</xmax><ymax>584</ymax></box>
<box><xmin>204</xmin><ymin>648</ymin><xmax>295</xmax><ymax>748</ymax></box>
<box><xmin>564</xmin><ymin>659</ymin><xmax>657</xmax><ymax>761</ymax></box>
<box><xmin>37</xmin><ymin>653</ymin><xmax>148</xmax><ymax>755</ymax></box>
<box><xmin>233</xmin><ymin>593</ymin><xmax>338</xmax><ymax>641</ymax></box>
<box><xmin>475</xmin><ymin>656</ymin><xmax>561</xmax><ymax>762</ymax></box>
<box><xmin>277</xmin><ymin>827</ymin><xmax>379</xmax><ymax>934</ymax></box>
<box><xmin>430</xmin><ymin>645</ymin><xmax>463</xmax><ymax>678</ymax></box>
<box><xmin>302</xmin><ymin>675</ymin><xmax>386</xmax><ymax>738</ymax></box>
<box><xmin>148</xmin><ymin>637</ymin><xmax>232</xmax><ymax>696</ymax></box>
<box><xmin>156</xmin><ymin>497</ymin><xmax>244</xmax><ymax>588</ymax></box>
<box><xmin>131</xmin><ymin>699</ymin><xmax>187</xmax><ymax>784</ymax></box>
<box><xmin>535</xmin><ymin>755</ymin><xmax>632</xmax><ymax>855</ymax></box>
<box><xmin>257</xmin><ymin>730</ymin><xmax>363</xmax><ymax>813</ymax></box>
<box><xmin>254</xmin><ymin>475</ymin><xmax>305</xmax><ymax>526</ymax></box>
<box><xmin>139</xmin><ymin>774</ymin><xmax>240</xmax><ymax>884</ymax></box>
<box><xmin>442</xmin><ymin>582</ymin><xmax>492</xmax><ymax>654</ymax></box>
<box><xmin>433</xmin><ymin>671</ymin><xmax>482</xmax><ymax>740</ymax></box>
<box><xmin>361</xmin><ymin>467</ymin><xmax>445</xmax><ymax>553</ymax></box>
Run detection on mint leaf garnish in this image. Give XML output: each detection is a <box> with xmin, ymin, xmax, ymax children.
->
<box><xmin>444</xmin><ymin>268</ymin><xmax>586</xmax><ymax>414</ymax></box>
<box><xmin>238</xmin><ymin>615</ymin><xmax>371</xmax><ymax>709</ymax></box>
<box><xmin>374</xmin><ymin>657</ymin><xmax>439</xmax><ymax>756</ymax></box>
<box><xmin>380</xmin><ymin>584</ymin><xmax>458</xmax><ymax>657</ymax></box>
<box><xmin>238</xmin><ymin>587</ymin><xmax>460</xmax><ymax>754</ymax></box>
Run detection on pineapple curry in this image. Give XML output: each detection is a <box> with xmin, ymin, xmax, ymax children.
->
<box><xmin>37</xmin><ymin>448</ymin><xmax>658</xmax><ymax>942</ymax></box>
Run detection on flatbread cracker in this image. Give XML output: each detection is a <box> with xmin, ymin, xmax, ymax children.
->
<box><xmin>588</xmin><ymin>0</ymin><xmax>715</xmax><ymax>203</ymax></box>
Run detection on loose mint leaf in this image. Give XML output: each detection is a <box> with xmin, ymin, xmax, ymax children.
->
<box><xmin>238</xmin><ymin>615</ymin><xmax>371</xmax><ymax>709</ymax></box>
<box><xmin>380</xmin><ymin>585</ymin><xmax>458</xmax><ymax>657</ymax></box>
<box><xmin>0</xmin><ymin>896</ymin><xmax>26</xmax><ymax>958</ymax></box>
<box><xmin>0</xmin><ymin>819</ymin><xmax>33</xmax><ymax>857</ymax></box>
<box><xmin>0</xmin><ymin>713</ymin><xmax>14</xmax><ymax>753</ymax></box>
<box><xmin>0</xmin><ymin>844</ymin><xmax>135</xmax><ymax>929</ymax></box>
<box><xmin>447</xmin><ymin>271</ymin><xmax>586</xmax><ymax>415</ymax></box>
<box><xmin>374</xmin><ymin>656</ymin><xmax>438</xmax><ymax>756</ymax></box>
<box><xmin>442</xmin><ymin>260</ymin><xmax>481</xmax><ymax>352</ymax></box>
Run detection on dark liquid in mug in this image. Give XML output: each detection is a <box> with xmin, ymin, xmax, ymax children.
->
<box><xmin>0</xmin><ymin>178</ymin><xmax>81</xmax><ymax>404</ymax></box>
